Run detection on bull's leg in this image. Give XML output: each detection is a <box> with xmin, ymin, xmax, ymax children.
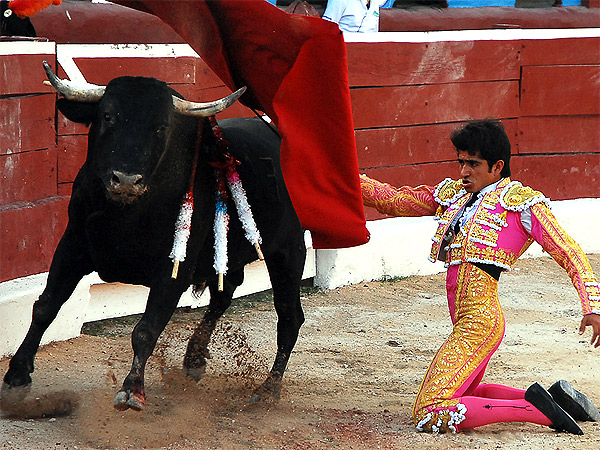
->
<box><xmin>113</xmin><ymin>279</ymin><xmax>186</xmax><ymax>411</ymax></box>
<box><xmin>253</xmin><ymin>241</ymin><xmax>306</xmax><ymax>401</ymax></box>
<box><xmin>2</xmin><ymin>229</ymin><xmax>91</xmax><ymax>395</ymax></box>
<box><xmin>183</xmin><ymin>268</ymin><xmax>244</xmax><ymax>381</ymax></box>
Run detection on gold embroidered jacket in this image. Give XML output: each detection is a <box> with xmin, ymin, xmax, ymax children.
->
<box><xmin>360</xmin><ymin>175</ymin><xmax>600</xmax><ymax>315</ymax></box>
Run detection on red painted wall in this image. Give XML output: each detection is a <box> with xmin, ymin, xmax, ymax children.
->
<box><xmin>1</xmin><ymin>5</ymin><xmax>599</xmax><ymax>282</ymax></box>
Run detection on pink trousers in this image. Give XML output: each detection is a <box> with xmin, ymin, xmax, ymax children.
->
<box><xmin>412</xmin><ymin>263</ymin><xmax>551</xmax><ymax>433</ymax></box>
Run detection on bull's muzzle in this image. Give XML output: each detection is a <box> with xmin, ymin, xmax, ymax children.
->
<box><xmin>107</xmin><ymin>170</ymin><xmax>147</xmax><ymax>204</ymax></box>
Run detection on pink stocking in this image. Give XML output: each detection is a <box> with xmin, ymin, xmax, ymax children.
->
<box><xmin>458</xmin><ymin>396</ymin><xmax>551</xmax><ymax>430</ymax></box>
<box><xmin>470</xmin><ymin>383</ymin><xmax>526</xmax><ymax>400</ymax></box>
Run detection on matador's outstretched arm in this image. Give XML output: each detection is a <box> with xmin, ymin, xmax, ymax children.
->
<box><xmin>360</xmin><ymin>174</ymin><xmax>439</xmax><ymax>218</ymax></box>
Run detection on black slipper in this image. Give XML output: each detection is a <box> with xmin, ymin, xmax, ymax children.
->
<box><xmin>549</xmin><ymin>380</ymin><xmax>600</xmax><ymax>422</ymax></box>
<box><xmin>524</xmin><ymin>382</ymin><xmax>583</xmax><ymax>435</ymax></box>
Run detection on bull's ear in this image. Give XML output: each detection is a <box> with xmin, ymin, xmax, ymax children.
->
<box><xmin>57</xmin><ymin>98</ymin><xmax>98</xmax><ymax>126</ymax></box>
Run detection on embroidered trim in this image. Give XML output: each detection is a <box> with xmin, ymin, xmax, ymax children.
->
<box><xmin>469</xmin><ymin>223</ymin><xmax>500</xmax><ymax>248</ymax></box>
<box><xmin>490</xmin><ymin>212</ymin><xmax>508</xmax><ymax>227</ymax></box>
<box><xmin>475</xmin><ymin>218</ymin><xmax>502</xmax><ymax>231</ymax></box>
<box><xmin>415</xmin><ymin>404</ymin><xmax>467</xmax><ymax>434</ymax></box>
<box><xmin>470</xmin><ymin>237</ymin><xmax>498</xmax><ymax>247</ymax></box>
<box><xmin>434</xmin><ymin>178</ymin><xmax>466</xmax><ymax>206</ymax></box>
<box><xmin>500</xmin><ymin>181</ymin><xmax>550</xmax><ymax>212</ymax></box>
<box><xmin>449</xmin><ymin>245</ymin><xmax>517</xmax><ymax>270</ymax></box>
<box><xmin>465</xmin><ymin>257</ymin><xmax>511</xmax><ymax>271</ymax></box>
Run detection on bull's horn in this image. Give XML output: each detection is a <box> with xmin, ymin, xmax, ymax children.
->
<box><xmin>172</xmin><ymin>87</ymin><xmax>247</xmax><ymax>117</ymax></box>
<box><xmin>43</xmin><ymin>61</ymin><xmax>106</xmax><ymax>102</ymax></box>
<box><xmin>43</xmin><ymin>60</ymin><xmax>246</xmax><ymax>114</ymax></box>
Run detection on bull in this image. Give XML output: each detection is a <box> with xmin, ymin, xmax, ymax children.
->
<box><xmin>2</xmin><ymin>62</ymin><xmax>306</xmax><ymax>411</ymax></box>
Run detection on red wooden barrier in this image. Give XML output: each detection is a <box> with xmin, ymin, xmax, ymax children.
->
<box><xmin>1</xmin><ymin>6</ymin><xmax>599</xmax><ymax>283</ymax></box>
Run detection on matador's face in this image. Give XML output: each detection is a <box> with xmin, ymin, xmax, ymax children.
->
<box><xmin>457</xmin><ymin>150</ymin><xmax>503</xmax><ymax>193</ymax></box>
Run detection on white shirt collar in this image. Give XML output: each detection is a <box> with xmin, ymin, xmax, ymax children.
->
<box><xmin>478</xmin><ymin>177</ymin><xmax>505</xmax><ymax>197</ymax></box>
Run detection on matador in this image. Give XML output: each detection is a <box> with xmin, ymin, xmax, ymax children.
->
<box><xmin>360</xmin><ymin>119</ymin><xmax>600</xmax><ymax>434</ymax></box>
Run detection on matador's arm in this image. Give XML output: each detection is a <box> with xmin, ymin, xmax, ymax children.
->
<box><xmin>359</xmin><ymin>174</ymin><xmax>439</xmax><ymax>217</ymax></box>
<box><xmin>529</xmin><ymin>202</ymin><xmax>600</xmax><ymax>316</ymax></box>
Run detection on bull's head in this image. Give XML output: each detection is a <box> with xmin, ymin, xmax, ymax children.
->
<box><xmin>43</xmin><ymin>61</ymin><xmax>245</xmax><ymax>204</ymax></box>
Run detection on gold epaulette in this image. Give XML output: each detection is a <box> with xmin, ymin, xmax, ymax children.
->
<box><xmin>434</xmin><ymin>178</ymin><xmax>467</xmax><ymax>206</ymax></box>
<box><xmin>500</xmin><ymin>181</ymin><xmax>550</xmax><ymax>212</ymax></box>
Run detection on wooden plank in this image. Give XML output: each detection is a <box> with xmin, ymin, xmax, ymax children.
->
<box><xmin>58</xmin><ymin>135</ymin><xmax>88</xmax><ymax>184</ymax></box>
<box><xmin>0</xmin><ymin>94</ymin><xmax>55</xmax><ymax>156</ymax></box>
<box><xmin>72</xmin><ymin>57</ymin><xmax>198</xmax><ymax>85</ymax></box>
<box><xmin>521</xmin><ymin>65</ymin><xmax>600</xmax><ymax>117</ymax></box>
<box><xmin>347</xmin><ymin>40</ymin><xmax>521</xmax><ymax>88</ymax></box>
<box><xmin>361</xmin><ymin>161</ymin><xmax>456</xmax><ymax>191</ymax></box>
<box><xmin>0</xmin><ymin>149</ymin><xmax>58</xmax><ymax>205</ymax></box>
<box><xmin>58</xmin><ymin>183</ymin><xmax>74</xmax><ymax>197</ymax></box>
<box><xmin>0</xmin><ymin>54</ymin><xmax>55</xmax><ymax>96</ymax></box>
<box><xmin>356</xmin><ymin>120</ymin><xmax>518</xmax><ymax>167</ymax></box>
<box><xmin>511</xmin><ymin>153</ymin><xmax>600</xmax><ymax>200</ymax></box>
<box><xmin>520</xmin><ymin>38</ymin><xmax>600</xmax><ymax>67</ymax></box>
<box><xmin>0</xmin><ymin>197</ymin><xmax>69</xmax><ymax>283</ymax></box>
<box><xmin>57</xmin><ymin>113</ymin><xmax>90</xmax><ymax>137</ymax></box>
<box><xmin>351</xmin><ymin>81</ymin><xmax>520</xmax><ymax>129</ymax></box>
<box><xmin>517</xmin><ymin>116</ymin><xmax>600</xmax><ymax>155</ymax></box>
<box><xmin>193</xmin><ymin>58</ymin><xmax>228</xmax><ymax>90</ymax></box>
<box><xmin>356</xmin><ymin>124</ymin><xmax>458</xmax><ymax>168</ymax></box>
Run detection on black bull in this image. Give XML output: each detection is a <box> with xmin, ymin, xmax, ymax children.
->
<box><xmin>2</xmin><ymin>74</ymin><xmax>306</xmax><ymax>411</ymax></box>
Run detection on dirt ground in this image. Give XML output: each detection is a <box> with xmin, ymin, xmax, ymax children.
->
<box><xmin>1</xmin><ymin>254</ymin><xmax>599</xmax><ymax>450</ymax></box>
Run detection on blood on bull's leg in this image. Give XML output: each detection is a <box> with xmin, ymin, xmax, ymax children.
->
<box><xmin>183</xmin><ymin>268</ymin><xmax>244</xmax><ymax>380</ymax></box>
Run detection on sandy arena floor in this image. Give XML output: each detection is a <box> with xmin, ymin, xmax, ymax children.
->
<box><xmin>1</xmin><ymin>254</ymin><xmax>599</xmax><ymax>449</ymax></box>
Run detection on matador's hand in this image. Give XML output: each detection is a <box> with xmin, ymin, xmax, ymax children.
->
<box><xmin>579</xmin><ymin>314</ymin><xmax>600</xmax><ymax>348</ymax></box>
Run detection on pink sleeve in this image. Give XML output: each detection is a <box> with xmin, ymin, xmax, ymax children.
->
<box><xmin>529</xmin><ymin>203</ymin><xmax>600</xmax><ymax>315</ymax></box>
<box><xmin>360</xmin><ymin>174</ymin><xmax>439</xmax><ymax>218</ymax></box>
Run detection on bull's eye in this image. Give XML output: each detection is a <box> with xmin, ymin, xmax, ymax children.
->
<box><xmin>104</xmin><ymin>113</ymin><xmax>113</xmax><ymax>123</ymax></box>
<box><xmin>157</xmin><ymin>125</ymin><xmax>167</xmax><ymax>134</ymax></box>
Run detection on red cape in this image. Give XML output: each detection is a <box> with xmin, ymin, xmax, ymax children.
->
<box><xmin>114</xmin><ymin>0</ymin><xmax>369</xmax><ymax>249</ymax></box>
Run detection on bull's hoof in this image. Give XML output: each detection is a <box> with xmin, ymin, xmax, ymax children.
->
<box><xmin>113</xmin><ymin>390</ymin><xmax>146</xmax><ymax>411</ymax></box>
<box><xmin>183</xmin><ymin>351</ymin><xmax>209</xmax><ymax>382</ymax></box>
<box><xmin>249</xmin><ymin>377</ymin><xmax>281</xmax><ymax>403</ymax></box>
<box><xmin>3</xmin><ymin>370</ymin><xmax>32</xmax><ymax>391</ymax></box>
